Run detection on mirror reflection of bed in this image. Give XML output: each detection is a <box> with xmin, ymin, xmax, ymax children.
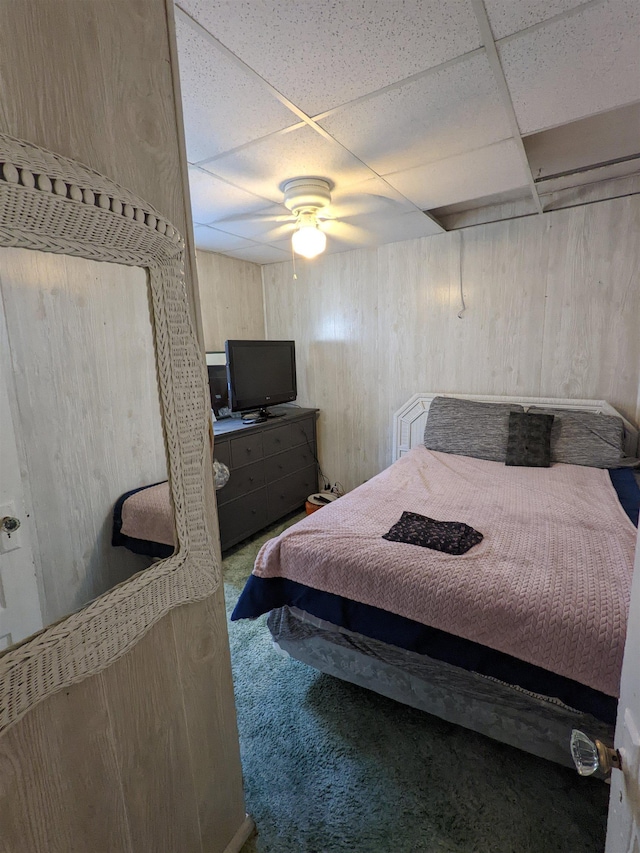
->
<box><xmin>0</xmin><ymin>247</ymin><xmax>167</xmax><ymax>642</ymax></box>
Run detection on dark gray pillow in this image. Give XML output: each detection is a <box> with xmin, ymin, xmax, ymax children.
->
<box><xmin>505</xmin><ymin>412</ymin><xmax>554</xmax><ymax>467</ymax></box>
<box><xmin>527</xmin><ymin>407</ymin><xmax>631</xmax><ymax>468</ymax></box>
<box><xmin>423</xmin><ymin>397</ymin><xmax>524</xmax><ymax>462</ymax></box>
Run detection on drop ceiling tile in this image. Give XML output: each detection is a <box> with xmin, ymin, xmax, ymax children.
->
<box><xmin>200</xmin><ymin>125</ymin><xmax>375</xmax><ymax>203</ymax></box>
<box><xmin>484</xmin><ymin>0</ymin><xmax>591</xmax><ymax>40</ymax></box>
<box><xmin>320</xmin><ymin>53</ymin><xmax>512</xmax><ymax>175</ymax></box>
<box><xmin>499</xmin><ymin>0</ymin><xmax>640</xmax><ymax>134</ymax></box>
<box><xmin>224</xmin><ymin>244</ymin><xmax>291</xmax><ymax>265</ymax></box>
<box><xmin>193</xmin><ymin>226</ymin><xmax>256</xmax><ymax>253</ymax></box>
<box><xmin>175</xmin><ymin>15</ymin><xmax>297</xmax><ymax>163</ymax></box>
<box><xmin>383</xmin><ymin>140</ymin><xmax>530</xmax><ymax>209</ymax></box>
<box><xmin>178</xmin><ymin>0</ymin><xmax>482</xmax><ymax>114</ymax></box>
<box><xmin>188</xmin><ymin>167</ymin><xmax>271</xmax><ymax>225</ymax></box>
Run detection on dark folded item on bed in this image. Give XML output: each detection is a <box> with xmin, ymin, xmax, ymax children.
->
<box><xmin>383</xmin><ymin>511</ymin><xmax>483</xmax><ymax>554</ymax></box>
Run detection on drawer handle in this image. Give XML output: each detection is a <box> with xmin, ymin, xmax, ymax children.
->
<box><xmin>251</xmin><ymin>509</ymin><xmax>257</xmax><ymax>515</ymax></box>
<box><xmin>246</xmin><ymin>448</ymin><xmax>252</xmax><ymax>454</ymax></box>
<box><xmin>248</xmin><ymin>477</ymin><xmax>254</xmax><ymax>482</ymax></box>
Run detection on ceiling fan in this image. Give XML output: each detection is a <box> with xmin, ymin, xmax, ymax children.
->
<box><xmin>213</xmin><ymin>177</ymin><xmax>373</xmax><ymax>259</ymax></box>
<box><xmin>281</xmin><ymin>177</ymin><xmax>332</xmax><ymax>259</ymax></box>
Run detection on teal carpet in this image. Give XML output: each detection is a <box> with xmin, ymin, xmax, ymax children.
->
<box><xmin>223</xmin><ymin>515</ymin><xmax>609</xmax><ymax>853</ymax></box>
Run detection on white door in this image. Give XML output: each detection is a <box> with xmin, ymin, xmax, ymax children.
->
<box><xmin>606</xmin><ymin>530</ymin><xmax>640</xmax><ymax>851</ymax></box>
<box><xmin>0</xmin><ymin>352</ymin><xmax>43</xmax><ymax>648</ymax></box>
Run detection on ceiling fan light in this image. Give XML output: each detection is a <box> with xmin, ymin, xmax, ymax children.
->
<box><xmin>292</xmin><ymin>224</ymin><xmax>326</xmax><ymax>259</ymax></box>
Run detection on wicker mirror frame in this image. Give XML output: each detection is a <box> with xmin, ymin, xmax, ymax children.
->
<box><xmin>0</xmin><ymin>133</ymin><xmax>218</xmax><ymax>734</ymax></box>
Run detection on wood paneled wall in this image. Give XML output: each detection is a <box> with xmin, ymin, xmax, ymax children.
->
<box><xmin>0</xmin><ymin>590</ymin><xmax>244</xmax><ymax>853</ymax></box>
<box><xmin>0</xmin><ymin>1</ymin><xmax>247</xmax><ymax>851</ymax></box>
<box><xmin>197</xmin><ymin>250</ymin><xmax>265</xmax><ymax>351</ymax></box>
<box><xmin>263</xmin><ymin>195</ymin><xmax>640</xmax><ymax>491</ymax></box>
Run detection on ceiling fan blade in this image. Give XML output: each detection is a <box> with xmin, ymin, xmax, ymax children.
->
<box><xmin>325</xmin><ymin>192</ymin><xmax>410</xmax><ymax>220</ymax></box>
<box><xmin>213</xmin><ymin>217</ymin><xmax>297</xmax><ymax>242</ymax></box>
<box><xmin>320</xmin><ymin>219</ymin><xmax>372</xmax><ymax>245</ymax></box>
<box><xmin>214</xmin><ymin>212</ymin><xmax>295</xmax><ymax>225</ymax></box>
<box><xmin>266</xmin><ymin>222</ymin><xmax>297</xmax><ymax>242</ymax></box>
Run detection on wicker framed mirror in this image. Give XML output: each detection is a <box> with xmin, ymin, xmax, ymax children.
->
<box><xmin>0</xmin><ymin>132</ymin><xmax>218</xmax><ymax>734</ymax></box>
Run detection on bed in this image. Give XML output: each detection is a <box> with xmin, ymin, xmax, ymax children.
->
<box><xmin>112</xmin><ymin>480</ymin><xmax>176</xmax><ymax>559</ymax></box>
<box><xmin>231</xmin><ymin>394</ymin><xmax>640</xmax><ymax>767</ymax></box>
<box><xmin>112</xmin><ymin>453</ymin><xmax>229</xmax><ymax>559</ymax></box>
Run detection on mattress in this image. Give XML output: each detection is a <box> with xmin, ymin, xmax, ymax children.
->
<box><xmin>232</xmin><ymin>450</ymin><xmax>640</xmax><ymax>722</ymax></box>
<box><xmin>111</xmin><ymin>481</ymin><xmax>175</xmax><ymax>559</ymax></box>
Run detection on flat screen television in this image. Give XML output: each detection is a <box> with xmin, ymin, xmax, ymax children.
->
<box><xmin>225</xmin><ymin>339</ymin><xmax>297</xmax><ymax>421</ymax></box>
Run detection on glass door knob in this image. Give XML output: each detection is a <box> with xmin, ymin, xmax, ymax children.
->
<box><xmin>570</xmin><ymin>729</ymin><xmax>621</xmax><ymax>778</ymax></box>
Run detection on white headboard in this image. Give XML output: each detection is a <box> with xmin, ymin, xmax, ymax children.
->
<box><xmin>392</xmin><ymin>393</ymin><xmax>639</xmax><ymax>462</ymax></box>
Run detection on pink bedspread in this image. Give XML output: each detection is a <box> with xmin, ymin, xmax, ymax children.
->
<box><xmin>254</xmin><ymin>447</ymin><xmax>637</xmax><ymax>697</ymax></box>
<box><xmin>120</xmin><ymin>482</ymin><xmax>175</xmax><ymax>547</ymax></box>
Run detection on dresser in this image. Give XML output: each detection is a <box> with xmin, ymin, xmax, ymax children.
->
<box><xmin>213</xmin><ymin>407</ymin><xmax>319</xmax><ymax>551</ymax></box>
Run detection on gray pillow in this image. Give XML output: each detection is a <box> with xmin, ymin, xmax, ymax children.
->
<box><xmin>423</xmin><ymin>397</ymin><xmax>524</xmax><ymax>462</ymax></box>
<box><xmin>527</xmin><ymin>406</ymin><xmax>635</xmax><ymax>468</ymax></box>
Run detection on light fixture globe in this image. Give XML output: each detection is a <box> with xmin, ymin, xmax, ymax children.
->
<box><xmin>281</xmin><ymin>179</ymin><xmax>332</xmax><ymax>259</ymax></box>
<box><xmin>292</xmin><ymin>223</ymin><xmax>326</xmax><ymax>259</ymax></box>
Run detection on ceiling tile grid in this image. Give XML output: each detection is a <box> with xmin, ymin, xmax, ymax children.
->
<box><xmin>483</xmin><ymin>0</ymin><xmax>593</xmax><ymax>40</ymax></box>
<box><xmin>175</xmin><ymin>15</ymin><xmax>297</xmax><ymax>163</ymax></box>
<box><xmin>223</xmin><ymin>243</ymin><xmax>292</xmax><ymax>265</ymax></box>
<box><xmin>177</xmin><ymin>0</ymin><xmax>482</xmax><ymax>115</ymax></box>
<box><xmin>188</xmin><ymin>166</ymin><xmax>273</xmax><ymax>225</ymax></box>
<box><xmin>175</xmin><ymin>0</ymin><xmax>640</xmax><ymax>262</ymax></box>
<box><xmin>192</xmin><ymin>226</ymin><xmax>259</xmax><ymax>253</ymax></box>
<box><xmin>384</xmin><ymin>139</ymin><xmax>532</xmax><ymax>210</ymax></box>
<box><xmin>319</xmin><ymin>51</ymin><xmax>513</xmax><ymax>175</ymax></box>
<box><xmin>498</xmin><ymin>0</ymin><xmax>640</xmax><ymax>133</ymax></box>
<box><xmin>199</xmin><ymin>124</ymin><xmax>377</xmax><ymax>203</ymax></box>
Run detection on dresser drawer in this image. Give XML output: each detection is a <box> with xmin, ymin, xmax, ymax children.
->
<box><xmin>213</xmin><ymin>438</ymin><xmax>231</xmax><ymax>468</ymax></box>
<box><xmin>218</xmin><ymin>488</ymin><xmax>268</xmax><ymax>550</ymax></box>
<box><xmin>216</xmin><ymin>459</ymin><xmax>265</xmax><ymax>506</ymax></box>
<box><xmin>230</xmin><ymin>432</ymin><xmax>263</xmax><ymax>468</ymax></box>
<box><xmin>262</xmin><ymin>423</ymin><xmax>293</xmax><ymax>457</ymax></box>
<box><xmin>264</xmin><ymin>444</ymin><xmax>316</xmax><ymax>483</ymax></box>
<box><xmin>267</xmin><ymin>465</ymin><xmax>318</xmax><ymax>520</ymax></box>
<box><xmin>290</xmin><ymin>416</ymin><xmax>315</xmax><ymax>447</ymax></box>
